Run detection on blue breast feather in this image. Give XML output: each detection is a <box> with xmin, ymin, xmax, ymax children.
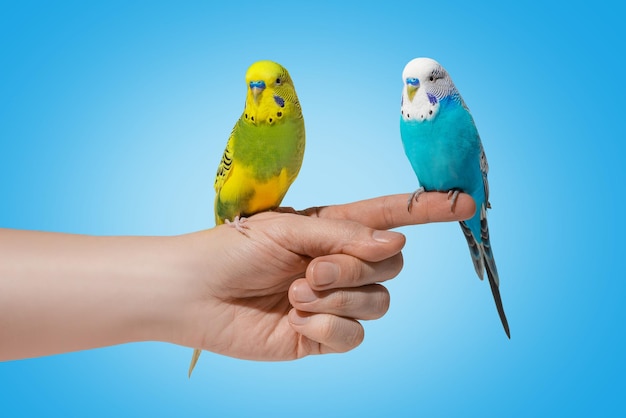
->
<box><xmin>401</xmin><ymin>97</ymin><xmax>483</xmax><ymax>195</ymax></box>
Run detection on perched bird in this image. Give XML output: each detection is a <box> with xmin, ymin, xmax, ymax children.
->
<box><xmin>399</xmin><ymin>57</ymin><xmax>510</xmax><ymax>338</ymax></box>
<box><xmin>188</xmin><ymin>60</ymin><xmax>305</xmax><ymax>376</ymax></box>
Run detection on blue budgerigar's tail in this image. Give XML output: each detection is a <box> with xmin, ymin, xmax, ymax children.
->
<box><xmin>485</xmin><ymin>257</ymin><xmax>511</xmax><ymax>338</ymax></box>
<box><xmin>460</xmin><ymin>218</ymin><xmax>510</xmax><ymax>339</ymax></box>
<box><xmin>460</xmin><ymin>219</ymin><xmax>485</xmax><ymax>279</ymax></box>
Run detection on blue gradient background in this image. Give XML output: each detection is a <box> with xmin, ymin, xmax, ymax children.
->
<box><xmin>1</xmin><ymin>1</ymin><xmax>623</xmax><ymax>417</ymax></box>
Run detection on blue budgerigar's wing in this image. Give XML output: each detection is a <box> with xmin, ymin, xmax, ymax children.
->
<box><xmin>479</xmin><ymin>140</ymin><xmax>490</xmax><ymax>208</ymax></box>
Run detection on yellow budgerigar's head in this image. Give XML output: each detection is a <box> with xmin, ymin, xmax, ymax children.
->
<box><xmin>243</xmin><ymin>60</ymin><xmax>301</xmax><ymax>125</ymax></box>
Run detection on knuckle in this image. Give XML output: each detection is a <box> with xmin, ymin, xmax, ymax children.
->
<box><xmin>317</xmin><ymin>315</ymin><xmax>364</xmax><ymax>353</ymax></box>
<box><xmin>345</xmin><ymin>257</ymin><xmax>365</xmax><ymax>285</ymax></box>
<box><xmin>374</xmin><ymin>287</ymin><xmax>391</xmax><ymax>317</ymax></box>
<box><xmin>388</xmin><ymin>252</ymin><xmax>404</xmax><ymax>278</ymax></box>
<box><xmin>332</xmin><ymin>289</ymin><xmax>353</xmax><ymax>310</ymax></box>
<box><xmin>382</xmin><ymin>195</ymin><xmax>398</xmax><ymax>228</ymax></box>
<box><xmin>361</xmin><ymin>285</ymin><xmax>391</xmax><ymax>320</ymax></box>
<box><xmin>318</xmin><ymin>315</ymin><xmax>335</xmax><ymax>341</ymax></box>
<box><xmin>378</xmin><ymin>253</ymin><xmax>404</xmax><ymax>282</ymax></box>
<box><xmin>343</xmin><ymin>322</ymin><xmax>364</xmax><ymax>351</ymax></box>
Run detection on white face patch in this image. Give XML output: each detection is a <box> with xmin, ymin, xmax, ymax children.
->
<box><xmin>401</xmin><ymin>87</ymin><xmax>440</xmax><ymax>122</ymax></box>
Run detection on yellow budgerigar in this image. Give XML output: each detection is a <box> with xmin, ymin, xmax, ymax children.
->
<box><xmin>188</xmin><ymin>60</ymin><xmax>305</xmax><ymax>377</ymax></box>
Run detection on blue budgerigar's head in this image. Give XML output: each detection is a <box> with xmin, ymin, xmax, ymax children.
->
<box><xmin>402</xmin><ymin>57</ymin><xmax>457</xmax><ymax>101</ymax></box>
<box><xmin>400</xmin><ymin>57</ymin><xmax>462</xmax><ymax>122</ymax></box>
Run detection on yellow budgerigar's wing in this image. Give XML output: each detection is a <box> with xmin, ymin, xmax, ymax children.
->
<box><xmin>214</xmin><ymin>133</ymin><xmax>234</xmax><ymax>195</ymax></box>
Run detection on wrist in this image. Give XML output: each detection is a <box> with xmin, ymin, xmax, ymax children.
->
<box><xmin>146</xmin><ymin>229</ymin><xmax>225</xmax><ymax>350</ymax></box>
<box><xmin>130</xmin><ymin>233</ymin><xmax>207</xmax><ymax>348</ymax></box>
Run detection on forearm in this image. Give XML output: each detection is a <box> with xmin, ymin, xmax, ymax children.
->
<box><xmin>0</xmin><ymin>228</ymin><xmax>198</xmax><ymax>360</ymax></box>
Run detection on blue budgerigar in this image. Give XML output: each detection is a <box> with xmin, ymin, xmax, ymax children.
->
<box><xmin>399</xmin><ymin>57</ymin><xmax>510</xmax><ymax>338</ymax></box>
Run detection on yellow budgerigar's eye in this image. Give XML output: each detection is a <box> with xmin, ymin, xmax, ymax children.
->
<box><xmin>275</xmin><ymin>78</ymin><xmax>281</xmax><ymax>85</ymax></box>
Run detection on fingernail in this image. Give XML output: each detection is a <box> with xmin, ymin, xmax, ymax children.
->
<box><xmin>293</xmin><ymin>283</ymin><xmax>317</xmax><ymax>303</ymax></box>
<box><xmin>288</xmin><ymin>309</ymin><xmax>310</xmax><ymax>325</ymax></box>
<box><xmin>313</xmin><ymin>261</ymin><xmax>340</xmax><ymax>286</ymax></box>
<box><xmin>372</xmin><ymin>230</ymin><xmax>397</xmax><ymax>243</ymax></box>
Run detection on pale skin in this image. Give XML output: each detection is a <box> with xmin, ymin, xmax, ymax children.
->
<box><xmin>0</xmin><ymin>192</ymin><xmax>475</xmax><ymax>362</ymax></box>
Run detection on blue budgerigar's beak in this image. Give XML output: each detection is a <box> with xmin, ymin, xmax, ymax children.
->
<box><xmin>406</xmin><ymin>77</ymin><xmax>420</xmax><ymax>100</ymax></box>
<box><xmin>249</xmin><ymin>80</ymin><xmax>266</xmax><ymax>102</ymax></box>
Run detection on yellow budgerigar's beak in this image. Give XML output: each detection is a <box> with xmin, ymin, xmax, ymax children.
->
<box><xmin>249</xmin><ymin>80</ymin><xmax>266</xmax><ymax>103</ymax></box>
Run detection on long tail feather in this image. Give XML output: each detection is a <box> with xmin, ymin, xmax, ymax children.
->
<box><xmin>459</xmin><ymin>221</ymin><xmax>484</xmax><ymax>279</ymax></box>
<box><xmin>479</xmin><ymin>206</ymin><xmax>499</xmax><ymax>287</ymax></box>
<box><xmin>485</xmin><ymin>261</ymin><xmax>511</xmax><ymax>338</ymax></box>
<box><xmin>460</xmin><ymin>216</ymin><xmax>510</xmax><ymax>338</ymax></box>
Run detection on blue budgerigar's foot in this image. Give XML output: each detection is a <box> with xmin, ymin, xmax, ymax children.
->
<box><xmin>447</xmin><ymin>189</ymin><xmax>460</xmax><ymax>212</ymax></box>
<box><xmin>225</xmin><ymin>215</ymin><xmax>250</xmax><ymax>236</ymax></box>
<box><xmin>407</xmin><ymin>187</ymin><xmax>426</xmax><ymax>212</ymax></box>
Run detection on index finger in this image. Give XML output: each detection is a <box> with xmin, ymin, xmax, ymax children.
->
<box><xmin>299</xmin><ymin>192</ymin><xmax>476</xmax><ymax>230</ymax></box>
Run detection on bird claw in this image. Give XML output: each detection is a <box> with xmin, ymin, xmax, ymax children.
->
<box><xmin>407</xmin><ymin>187</ymin><xmax>425</xmax><ymax>212</ymax></box>
<box><xmin>447</xmin><ymin>189</ymin><xmax>460</xmax><ymax>212</ymax></box>
<box><xmin>225</xmin><ymin>215</ymin><xmax>250</xmax><ymax>236</ymax></box>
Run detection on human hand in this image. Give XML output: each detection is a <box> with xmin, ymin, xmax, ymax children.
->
<box><xmin>174</xmin><ymin>192</ymin><xmax>475</xmax><ymax>361</ymax></box>
<box><xmin>0</xmin><ymin>192</ymin><xmax>474</xmax><ymax>362</ymax></box>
